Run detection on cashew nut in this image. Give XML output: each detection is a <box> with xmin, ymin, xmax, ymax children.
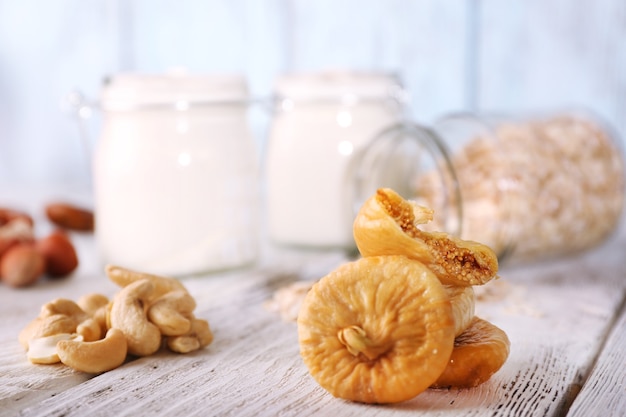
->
<box><xmin>76</xmin><ymin>318</ymin><xmax>103</xmax><ymax>342</ymax></box>
<box><xmin>106</xmin><ymin>264</ymin><xmax>187</xmax><ymax>301</ymax></box>
<box><xmin>39</xmin><ymin>298</ymin><xmax>98</xmax><ymax>341</ymax></box>
<box><xmin>109</xmin><ymin>278</ymin><xmax>162</xmax><ymax>356</ymax></box>
<box><xmin>77</xmin><ymin>293</ymin><xmax>109</xmax><ymax>316</ymax></box>
<box><xmin>19</xmin><ymin>317</ymin><xmax>44</xmax><ymax>349</ymax></box>
<box><xmin>19</xmin><ymin>298</ymin><xmax>102</xmax><ymax>348</ymax></box>
<box><xmin>77</xmin><ymin>293</ymin><xmax>110</xmax><ymax>339</ymax></box>
<box><xmin>166</xmin><ymin>318</ymin><xmax>213</xmax><ymax>353</ymax></box>
<box><xmin>20</xmin><ymin>315</ymin><xmax>72</xmax><ymax>350</ymax></box>
<box><xmin>104</xmin><ymin>300</ymin><xmax>114</xmax><ymax>330</ymax></box>
<box><xmin>30</xmin><ymin>314</ymin><xmax>78</xmax><ymax>340</ymax></box>
<box><xmin>148</xmin><ymin>290</ymin><xmax>196</xmax><ymax>336</ymax></box>
<box><xmin>57</xmin><ymin>328</ymin><xmax>128</xmax><ymax>374</ymax></box>
<box><xmin>27</xmin><ymin>333</ymin><xmax>78</xmax><ymax>364</ymax></box>
<box><xmin>40</xmin><ymin>298</ymin><xmax>89</xmax><ymax>322</ymax></box>
<box><xmin>21</xmin><ymin>264</ymin><xmax>213</xmax><ymax>373</ymax></box>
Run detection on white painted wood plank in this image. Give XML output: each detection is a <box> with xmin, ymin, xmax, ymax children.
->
<box><xmin>0</xmin><ymin>0</ymin><xmax>121</xmax><ymax>187</ymax></box>
<box><xmin>129</xmin><ymin>0</ymin><xmax>286</xmax><ymax>81</ymax></box>
<box><xmin>286</xmin><ymin>0</ymin><xmax>470</xmax><ymax>123</ymax></box>
<box><xmin>2</xmin><ymin>0</ymin><xmax>625</xmax><ymax>187</ymax></box>
<box><xmin>130</xmin><ymin>0</ymin><xmax>247</xmax><ymax>72</ymax></box>
<box><xmin>477</xmin><ymin>0</ymin><xmax>626</xmax><ymax>147</ymax></box>
<box><xmin>567</xmin><ymin>303</ymin><xmax>626</xmax><ymax>417</ymax></box>
<box><xmin>1</xmin><ymin>218</ymin><xmax>624</xmax><ymax>416</ymax></box>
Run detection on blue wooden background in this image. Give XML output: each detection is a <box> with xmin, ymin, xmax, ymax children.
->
<box><xmin>0</xmin><ymin>0</ymin><xmax>624</xmax><ymax>187</ymax></box>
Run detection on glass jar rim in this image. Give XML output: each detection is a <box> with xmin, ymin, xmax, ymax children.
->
<box><xmin>272</xmin><ymin>70</ymin><xmax>408</xmax><ymax>105</ymax></box>
<box><xmin>100</xmin><ymin>71</ymin><xmax>251</xmax><ymax>111</ymax></box>
<box><xmin>349</xmin><ymin>121</ymin><xmax>463</xmax><ymax>237</ymax></box>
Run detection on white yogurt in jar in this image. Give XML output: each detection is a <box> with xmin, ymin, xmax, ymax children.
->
<box><xmin>93</xmin><ymin>73</ymin><xmax>259</xmax><ymax>276</ymax></box>
<box><xmin>265</xmin><ymin>72</ymin><xmax>406</xmax><ymax>248</ymax></box>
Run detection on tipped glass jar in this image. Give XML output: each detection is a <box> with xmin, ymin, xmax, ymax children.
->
<box><xmin>352</xmin><ymin>111</ymin><xmax>625</xmax><ymax>264</ymax></box>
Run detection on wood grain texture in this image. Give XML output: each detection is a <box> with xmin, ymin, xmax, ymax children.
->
<box><xmin>286</xmin><ymin>0</ymin><xmax>470</xmax><ymax>122</ymax></box>
<box><xmin>477</xmin><ymin>0</ymin><xmax>626</xmax><ymax>141</ymax></box>
<box><xmin>1</xmin><ymin>203</ymin><xmax>625</xmax><ymax>416</ymax></box>
<box><xmin>1</xmin><ymin>0</ymin><xmax>625</xmax><ymax>185</ymax></box>
<box><xmin>0</xmin><ymin>0</ymin><xmax>118</xmax><ymax>186</ymax></box>
<box><xmin>567</xmin><ymin>301</ymin><xmax>626</xmax><ymax>417</ymax></box>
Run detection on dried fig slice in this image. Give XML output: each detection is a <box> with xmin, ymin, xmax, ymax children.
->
<box><xmin>431</xmin><ymin>316</ymin><xmax>510</xmax><ymax>389</ymax></box>
<box><xmin>297</xmin><ymin>255</ymin><xmax>455</xmax><ymax>404</ymax></box>
<box><xmin>445</xmin><ymin>285</ymin><xmax>475</xmax><ymax>337</ymax></box>
<box><xmin>353</xmin><ymin>188</ymin><xmax>499</xmax><ymax>286</ymax></box>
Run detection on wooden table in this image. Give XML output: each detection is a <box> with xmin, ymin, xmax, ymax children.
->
<box><xmin>1</xmin><ymin>187</ymin><xmax>625</xmax><ymax>417</ymax></box>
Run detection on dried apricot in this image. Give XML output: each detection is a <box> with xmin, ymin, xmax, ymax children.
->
<box><xmin>431</xmin><ymin>316</ymin><xmax>510</xmax><ymax>389</ymax></box>
<box><xmin>297</xmin><ymin>255</ymin><xmax>455</xmax><ymax>404</ymax></box>
<box><xmin>353</xmin><ymin>188</ymin><xmax>499</xmax><ymax>286</ymax></box>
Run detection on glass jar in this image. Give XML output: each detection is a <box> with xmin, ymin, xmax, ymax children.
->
<box><xmin>352</xmin><ymin>110</ymin><xmax>625</xmax><ymax>264</ymax></box>
<box><xmin>265</xmin><ymin>71</ymin><xmax>408</xmax><ymax>249</ymax></box>
<box><xmin>93</xmin><ymin>72</ymin><xmax>259</xmax><ymax>276</ymax></box>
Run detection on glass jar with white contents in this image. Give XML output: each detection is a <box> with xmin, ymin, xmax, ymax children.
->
<box><xmin>93</xmin><ymin>73</ymin><xmax>259</xmax><ymax>276</ymax></box>
<box><xmin>265</xmin><ymin>71</ymin><xmax>408</xmax><ymax>249</ymax></box>
<box><xmin>352</xmin><ymin>110</ymin><xmax>625</xmax><ymax>264</ymax></box>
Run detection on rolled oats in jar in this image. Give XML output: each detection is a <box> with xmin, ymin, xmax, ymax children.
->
<box><xmin>352</xmin><ymin>111</ymin><xmax>625</xmax><ymax>264</ymax></box>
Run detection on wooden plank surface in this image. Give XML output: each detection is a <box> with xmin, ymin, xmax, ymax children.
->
<box><xmin>285</xmin><ymin>0</ymin><xmax>470</xmax><ymax>122</ymax></box>
<box><xmin>1</xmin><ymin>207</ymin><xmax>624</xmax><ymax>416</ymax></box>
<box><xmin>567</xmin><ymin>300</ymin><xmax>626</xmax><ymax>416</ymax></box>
<box><xmin>477</xmin><ymin>0</ymin><xmax>626</xmax><ymax>139</ymax></box>
<box><xmin>1</xmin><ymin>1</ymin><xmax>625</xmax><ymax>186</ymax></box>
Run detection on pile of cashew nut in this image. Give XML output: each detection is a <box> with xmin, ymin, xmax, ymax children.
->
<box><xmin>18</xmin><ymin>265</ymin><xmax>213</xmax><ymax>374</ymax></box>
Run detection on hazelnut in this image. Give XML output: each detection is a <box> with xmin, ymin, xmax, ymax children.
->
<box><xmin>0</xmin><ymin>243</ymin><xmax>45</xmax><ymax>287</ymax></box>
<box><xmin>0</xmin><ymin>207</ymin><xmax>34</xmax><ymax>227</ymax></box>
<box><xmin>36</xmin><ymin>231</ymin><xmax>79</xmax><ymax>278</ymax></box>
<box><xmin>0</xmin><ymin>217</ymin><xmax>35</xmax><ymax>258</ymax></box>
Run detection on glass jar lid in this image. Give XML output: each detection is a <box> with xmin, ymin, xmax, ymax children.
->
<box><xmin>100</xmin><ymin>70</ymin><xmax>249</xmax><ymax>111</ymax></box>
<box><xmin>273</xmin><ymin>71</ymin><xmax>407</xmax><ymax>105</ymax></box>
